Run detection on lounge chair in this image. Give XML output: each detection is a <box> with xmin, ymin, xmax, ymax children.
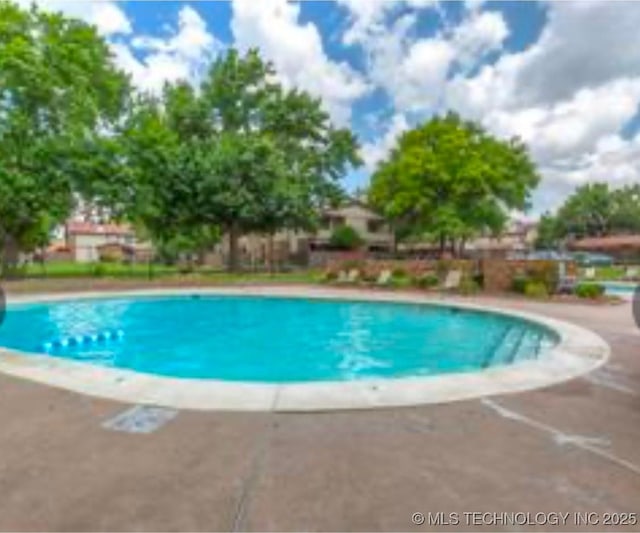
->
<box><xmin>624</xmin><ymin>267</ymin><xmax>639</xmax><ymax>280</ymax></box>
<box><xmin>376</xmin><ymin>269</ymin><xmax>392</xmax><ymax>286</ymax></box>
<box><xmin>584</xmin><ymin>267</ymin><xmax>596</xmax><ymax>280</ymax></box>
<box><xmin>443</xmin><ymin>270</ymin><xmax>462</xmax><ymax>291</ymax></box>
<box><xmin>347</xmin><ymin>269</ymin><xmax>360</xmax><ymax>283</ymax></box>
<box><xmin>337</xmin><ymin>270</ymin><xmax>349</xmax><ymax>283</ymax></box>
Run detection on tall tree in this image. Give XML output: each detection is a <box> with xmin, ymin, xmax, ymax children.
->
<box><xmin>121</xmin><ymin>49</ymin><xmax>360</xmax><ymax>271</ymax></box>
<box><xmin>0</xmin><ymin>1</ymin><xmax>129</xmax><ymax>274</ymax></box>
<box><xmin>543</xmin><ymin>182</ymin><xmax>640</xmax><ymax>242</ymax></box>
<box><xmin>554</xmin><ymin>183</ymin><xmax>614</xmax><ymax>238</ymax></box>
<box><xmin>368</xmin><ymin>113</ymin><xmax>539</xmax><ymax>255</ymax></box>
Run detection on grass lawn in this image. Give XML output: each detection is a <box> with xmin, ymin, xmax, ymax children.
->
<box><xmin>21</xmin><ymin>261</ymin><xmax>322</xmax><ymax>280</ymax></box>
<box><xmin>579</xmin><ymin>264</ymin><xmax>640</xmax><ymax>281</ymax></box>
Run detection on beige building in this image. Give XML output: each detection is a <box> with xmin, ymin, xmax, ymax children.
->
<box><xmin>310</xmin><ymin>202</ymin><xmax>394</xmax><ymax>251</ymax></box>
<box><xmin>465</xmin><ymin>221</ymin><xmax>538</xmax><ymax>258</ymax></box>
<box><xmin>65</xmin><ymin>222</ymin><xmax>136</xmax><ymax>262</ymax></box>
<box><xmin>216</xmin><ymin>202</ymin><xmax>395</xmax><ymax>267</ymax></box>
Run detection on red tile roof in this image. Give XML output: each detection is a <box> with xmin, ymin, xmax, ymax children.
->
<box><xmin>570</xmin><ymin>235</ymin><xmax>640</xmax><ymax>250</ymax></box>
<box><xmin>66</xmin><ymin>221</ymin><xmax>133</xmax><ymax>236</ymax></box>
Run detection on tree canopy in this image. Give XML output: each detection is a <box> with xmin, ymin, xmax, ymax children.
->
<box><xmin>0</xmin><ymin>0</ymin><xmax>129</xmax><ymax>274</ymax></box>
<box><xmin>535</xmin><ymin>182</ymin><xmax>640</xmax><ymax>248</ymax></box>
<box><xmin>120</xmin><ymin>49</ymin><xmax>360</xmax><ymax>271</ymax></box>
<box><xmin>368</xmin><ymin>113</ymin><xmax>539</xmax><ymax>254</ymax></box>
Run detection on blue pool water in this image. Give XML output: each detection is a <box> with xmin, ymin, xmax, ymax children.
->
<box><xmin>602</xmin><ymin>282</ymin><xmax>638</xmax><ymax>298</ymax></box>
<box><xmin>0</xmin><ymin>295</ymin><xmax>558</xmax><ymax>382</ymax></box>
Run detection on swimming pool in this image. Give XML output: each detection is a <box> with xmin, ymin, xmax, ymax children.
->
<box><xmin>0</xmin><ymin>294</ymin><xmax>558</xmax><ymax>382</ymax></box>
<box><xmin>602</xmin><ymin>282</ymin><xmax>638</xmax><ymax>299</ymax></box>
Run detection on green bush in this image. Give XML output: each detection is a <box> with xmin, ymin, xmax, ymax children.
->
<box><xmin>459</xmin><ymin>277</ymin><xmax>480</xmax><ymax>295</ymax></box>
<box><xmin>329</xmin><ymin>225</ymin><xmax>364</xmax><ymax>250</ymax></box>
<box><xmin>511</xmin><ymin>276</ymin><xmax>528</xmax><ymax>294</ymax></box>
<box><xmin>91</xmin><ymin>263</ymin><xmax>107</xmax><ymax>277</ymax></box>
<box><xmin>524</xmin><ymin>280</ymin><xmax>549</xmax><ymax>298</ymax></box>
<box><xmin>575</xmin><ymin>283</ymin><xmax>605</xmax><ymax>299</ymax></box>
<box><xmin>391</xmin><ymin>266</ymin><xmax>407</xmax><ymax>278</ymax></box>
<box><xmin>414</xmin><ymin>273</ymin><xmax>439</xmax><ymax>289</ymax></box>
<box><xmin>323</xmin><ymin>271</ymin><xmax>338</xmax><ymax>282</ymax></box>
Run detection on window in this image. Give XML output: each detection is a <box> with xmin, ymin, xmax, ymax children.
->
<box><xmin>367</xmin><ymin>219</ymin><xmax>383</xmax><ymax>233</ymax></box>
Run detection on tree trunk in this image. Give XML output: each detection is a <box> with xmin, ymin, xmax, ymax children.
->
<box><xmin>227</xmin><ymin>222</ymin><xmax>241</xmax><ymax>273</ymax></box>
<box><xmin>1</xmin><ymin>234</ymin><xmax>20</xmax><ymax>279</ymax></box>
<box><xmin>439</xmin><ymin>233</ymin><xmax>446</xmax><ymax>257</ymax></box>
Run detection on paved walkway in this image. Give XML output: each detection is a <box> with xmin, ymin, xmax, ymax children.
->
<box><xmin>0</xmin><ymin>291</ymin><xmax>638</xmax><ymax>531</ymax></box>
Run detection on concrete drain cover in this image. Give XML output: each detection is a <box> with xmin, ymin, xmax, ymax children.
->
<box><xmin>102</xmin><ymin>405</ymin><xmax>178</xmax><ymax>434</ymax></box>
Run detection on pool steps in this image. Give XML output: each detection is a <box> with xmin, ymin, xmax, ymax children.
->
<box><xmin>483</xmin><ymin>326</ymin><xmax>543</xmax><ymax>368</ymax></box>
<box><xmin>40</xmin><ymin>330</ymin><xmax>124</xmax><ymax>352</ymax></box>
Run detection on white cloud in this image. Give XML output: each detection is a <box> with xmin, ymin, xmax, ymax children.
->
<box><xmin>12</xmin><ymin>0</ymin><xmax>131</xmax><ymax>35</ymax></box>
<box><xmin>112</xmin><ymin>6</ymin><xmax>219</xmax><ymax>94</ymax></box>
<box><xmin>231</xmin><ymin>0</ymin><xmax>370</xmax><ymax>125</ymax></box>
<box><xmin>344</xmin><ymin>0</ymin><xmax>640</xmax><ymax>210</ymax></box>
<box><xmin>360</xmin><ymin>113</ymin><xmax>410</xmax><ymax>172</ymax></box>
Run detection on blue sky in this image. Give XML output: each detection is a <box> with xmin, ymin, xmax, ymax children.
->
<box><xmin>17</xmin><ymin>0</ymin><xmax>640</xmax><ymax>217</ymax></box>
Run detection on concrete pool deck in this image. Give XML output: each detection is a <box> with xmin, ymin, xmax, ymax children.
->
<box><xmin>0</xmin><ymin>287</ymin><xmax>638</xmax><ymax>531</ymax></box>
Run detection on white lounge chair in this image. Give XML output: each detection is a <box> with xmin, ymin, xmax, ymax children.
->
<box><xmin>584</xmin><ymin>267</ymin><xmax>596</xmax><ymax>280</ymax></box>
<box><xmin>376</xmin><ymin>269</ymin><xmax>392</xmax><ymax>285</ymax></box>
<box><xmin>337</xmin><ymin>270</ymin><xmax>349</xmax><ymax>283</ymax></box>
<box><xmin>347</xmin><ymin>269</ymin><xmax>360</xmax><ymax>283</ymax></box>
<box><xmin>625</xmin><ymin>267</ymin><xmax>639</xmax><ymax>280</ymax></box>
<box><xmin>443</xmin><ymin>270</ymin><xmax>462</xmax><ymax>291</ymax></box>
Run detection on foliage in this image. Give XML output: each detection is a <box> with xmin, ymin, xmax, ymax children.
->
<box><xmin>120</xmin><ymin>49</ymin><xmax>360</xmax><ymax>272</ymax></box>
<box><xmin>527</xmin><ymin>262</ymin><xmax>558</xmax><ymax>293</ymax></box>
<box><xmin>329</xmin><ymin>224</ymin><xmax>364</xmax><ymax>250</ymax></box>
<box><xmin>414</xmin><ymin>273</ymin><xmax>439</xmax><ymax>289</ymax></box>
<box><xmin>0</xmin><ymin>1</ymin><xmax>129</xmax><ymax>275</ymax></box>
<box><xmin>458</xmin><ymin>276</ymin><xmax>480</xmax><ymax>295</ymax></box>
<box><xmin>511</xmin><ymin>276</ymin><xmax>528</xmax><ymax>294</ymax></box>
<box><xmin>534</xmin><ymin>213</ymin><xmax>560</xmax><ymax>250</ymax></box>
<box><xmin>575</xmin><ymin>283</ymin><xmax>605</xmax><ymax>299</ymax></box>
<box><xmin>542</xmin><ymin>183</ymin><xmax>640</xmax><ymax>242</ymax></box>
<box><xmin>369</xmin><ymin>113</ymin><xmax>539</xmax><ymax>255</ymax></box>
<box><xmin>524</xmin><ymin>280</ymin><xmax>549</xmax><ymax>298</ymax></box>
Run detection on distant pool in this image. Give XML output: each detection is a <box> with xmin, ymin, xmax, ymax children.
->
<box><xmin>0</xmin><ymin>295</ymin><xmax>558</xmax><ymax>383</ymax></box>
<box><xmin>601</xmin><ymin>282</ymin><xmax>638</xmax><ymax>299</ymax></box>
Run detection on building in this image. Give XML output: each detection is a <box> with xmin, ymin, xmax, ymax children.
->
<box><xmin>309</xmin><ymin>201</ymin><xmax>394</xmax><ymax>252</ymax></box>
<box><xmin>216</xmin><ymin>201</ymin><xmax>395</xmax><ymax>268</ymax></box>
<box><xmin>465</xmin><ymin>221</ymin><xmax>538</xmax><ymax>258</ymax></box>
<box><xmin>64</xmin><ymin>222</ymin><xmax>137</xmax><ymax>263</ymax></box>
<box><xmin>568</xmin><ymin>234</ymin><xmax>640</xmax><ymax>261</ymax></box>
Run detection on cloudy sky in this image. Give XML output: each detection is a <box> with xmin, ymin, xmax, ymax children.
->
<box><xmin>16</xmin><ymin>0</ymin><xmax>640</xmax><ymax>216</ymax></box>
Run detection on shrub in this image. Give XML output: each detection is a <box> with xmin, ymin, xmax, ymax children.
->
<box><xmin>524</xmin><ymin>280</ymin><xmax>549</xmax><ymax>298</ymax></box>
<box><xmin>511</xmin><ymin>276</ymin><xmax>528</xmax><ymax>294</ymax></box>
<box><xmin>575</xmin><ymin>283</ymin><xmax>605</xmax><ymax>299</ymax></box>
<box><xmin>323</xmin><ymin>271</ymin><xmax>338</xmax><ymax>282</ymax></box>
<box><xmin>91</xmin><ymin>263</ymin><xmax>107</xmax><ymax>277</ymax></box>
<box><xmin>391</xmin><ymin>266</ymin><xmax>408</xmax><ymax>278</ymax></box>
<box><xmin>459</xmin><ymin>277</ymin><xmax>480</xmax><ymax>295</ymax></box>
<box><xmin>329</xmin><ymin>225</ymin><xmax>363</xmax><ymax>250</ymax></box>
<box><xmin>414</xmin><ymin>273</ymin><xmax>439</xmax><ymax>289</ymax></box>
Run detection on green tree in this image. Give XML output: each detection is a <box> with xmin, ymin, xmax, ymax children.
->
<box><xmin>534</xmin><ymin>212</ymin><xmax>561</xmax><ymax>250</ymax></box>
<box><xmin>121</xmin><ymin>49</ymin><xmax>360</xmax><ymax>272</ymax></box>
<box><xmin>369</xmin><ymin>113</ymin><xmax>539</xmax><ymax>255</ymax></box>
<box><xmin>329</xmin><ymin>225</ymin><xmax>364</xmax><ymax>250</ymax></box>
<box><xmin>554</xmin><ymin>183</ymin><xmax>614</xmax><ymax>238</ymax></box>
<box><xmin>0</xmin><ymin>1</ymin><xmax>129</xmax><ymax>275</ymax></box>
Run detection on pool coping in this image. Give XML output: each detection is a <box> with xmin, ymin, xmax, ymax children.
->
<box><xmin>0</xmin><ymin>287</ymin><xmax>610</xmax><ymax>412</ymax></box>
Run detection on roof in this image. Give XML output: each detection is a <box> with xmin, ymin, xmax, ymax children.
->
<box><xmin>570</xmin><ymin>235</ymin><xmax>640</xmax><ymax>250</ymax></box>
<box><xmin>66</xmin><ymin>221</ymin><xmax>133</xmax><ymax>237</ymax></box>
<box><xmin>323</xmin><ymin>201</ymin><xmax>385</xmax><ymax>220</ymax></box>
